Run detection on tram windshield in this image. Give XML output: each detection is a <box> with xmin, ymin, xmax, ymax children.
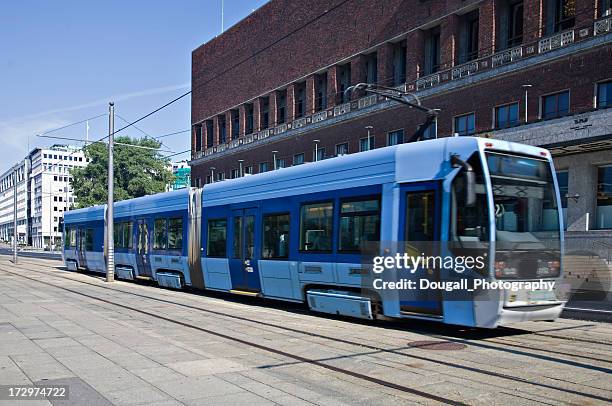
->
<box><xmin>486</xmin><ymin>152</ymin><xmax>561</xmax><ymax>247</ymax></box>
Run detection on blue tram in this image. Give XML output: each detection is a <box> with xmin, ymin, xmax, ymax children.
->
<box><xmin>63</xmin><ymin>137</ymin><xmax>565</xmax><ymax>328</ymax></box>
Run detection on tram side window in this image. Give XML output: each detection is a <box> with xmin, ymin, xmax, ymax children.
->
<box><xmin>85</xmin><ymin>229</ymin><xmax>94</xmax><ymax>251</ymax></box>
<box><xmin>263</xmin><ymin>213</ymin><xmax>290</xmax><ymax>259</ymax></box>
<box><xmin>153</xmin><ymin>218</ymin><xmax>167</xmax><ymax>250</ymax></box>
<box><xmin>114</xmin><ymin>222</ymin><xmax>133</xmax><ymax>248</ymax></box>
<box><xmin>300</xmin><ymin>202</ymin><xmax>333</xmax><ymax>252</ymax></box>
<box><xmin>124</xmin><ymin>222</ymin><xmax>133</xmax><ymax>249</ymax></box>
<box><xmin>167</xmin><ymin>218</ymin><xmax>183</xmax><ymax>250</ymax></box>
<box><xmin>114</xmin><ymin>223</ymin><xmax>123</xmax><ymax>248</ymax></box>
<box><xmin>64</xmin><ymin>227</ymin><xmax>72</xmax><ymax>248</ymax></box>
<box><xmin>450</xmin><ymin>154</ymin><xmax>489</xmax><ymax>243</ymax></box>
<box><xmin>405</xmin><ymin>192</ymin><xmax>435</xmax><ymax>241</ymax></box>
<box><xmin>339</xmin><ymin>198</ymin><xmax>381</xmax><ymax>252</ymax></box>
<box><xmin>207</xmin><ymin>218</ymin><xmax>227</xmax><ymax>257</ymax></box>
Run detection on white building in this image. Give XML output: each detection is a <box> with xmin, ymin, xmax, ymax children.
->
<box><xmin>28</xmin><ymin>145</ymin><xmax>87</xmax><ymax>249</ymax></box>
<box><xmin>0</xmin><ymin>160</ymin><xmax>28</xmax><ymax>244</ymax></box>
<box><xmin>0</xmin><ymin>145</ymin><xmax>88</xmax><ymax>249</ymax></box>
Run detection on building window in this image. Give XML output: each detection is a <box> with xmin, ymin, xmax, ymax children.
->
<box><xmin>262</xmin><ymin>213</ymin><xmax>290</xmax><ymax>259</ymax></box>
<box><xmin>316</xmin><ymin>73</ymin><xmax>328</xmax><ymax>111</ymax></box>
<box><xmin>336</xmin><ymin>143</ymin><xmax>349</xmax><ymax>156</ymax></box>
<box><xmin>231</xmin><ymin>109</ymin><xmax>240</xmax><ymax>139</ymax></box>
<box><xmin>216</xmin><ymin>172</ymin><xmax>226</xmax><ymax>181</ymax></box>
<box><xmin>195</xmin><ymin>177</ymin><xmax>202</xmax><ymax>187</ymax></box>
<box><xmin>392</xmin><ymin>41</ymin><xmax>407</xmax><ymax>85</ymax></box>
<box><xmin>275</xmin><ymin>158</ymin><xmax>286</xmax><ymax>169</ymax></box>
<box><xmin>424</xmin><ymin>27</ymin><xmax>441</xmax><ymax>75</ymax></box>
<box><xmin>293</xmin><ymin>153</ymin><xmax>305</xmax><ymax>165</ymax></box>
<box><xmin>542</xmin><ymin>91</ymin><xmax>569</xmax><ymax>119</ymax></box>
<box><xmin>207</xmin><ymin>218</ymin><xmax>227</xmax><ymax>257</ymax></box>
<box><xmin>360</xmin><ymin>136</ymin><xmax>375</xmax><ymax>152</ymax></box>
<box><xmin>261</xmin><ymin>97</ymin><xmax>270</xmax><ymax>129</ymax></box>
<box><xmin>556</xmin><ymin>170</ymin><xmax>568</xmax><ymax>229</ymax></box>
<box><xmin>300</xmin><ymin>202</ymin><xmax>333</xmax><ymax>251</ymax></box>
<box><xmin>497</xmin><ymin>0</ymin><xmax>524</xmax><ymax>49</ymax></box>
<box><xmin>597</xmin><ymin>166</ymin><xmax>612</xmax><ymax>229</ymax></box>
<box><xmin>339</xmin><ymin>63</ymin><xmax>351</xmax><ymax>104</ymax></box>
<box><xmin>339</xmin><ymin>198</ymin><xmax>381</xmax><ymax>252</ymax></box>
<box><xmin>495</xmin><ymin>102</ymin><xmax>520</xmax><ymax>129</ymax></box>
<box><xmin>387</xmin><ymin>129</ymin><xmax>405</xmax><ymax>146</ymax></box>
<box><xmin>245</xmin><ymin>165</ymin><xmax>253</xmax><ymax>175</ymax></box>
<box><xmin>245</xmin><ymin>103</ymin><xmax>254</xmax><ymax>134</ymax></box>
<box><xmin>461</xmin><ymin>10</ymin><xmax>480</xmax><ymax>63</ymax></box>
<box><xmin>218</xmin><ymin>115</ymin><xmax>227</xmax><ymax>144</ymax></box>
<box><xmin>546</xmin><ymin>0</ymin><xmax>576</xmax><ymax>33</ymax></box>
<box><xmin>295</xmin><ymin>82</ymin><xmax>306</xmax><ymax>118</ymax></box>
<box><xmin>314</xmin><ymin>147</ymin><xmax>325</xmax><ymax>161</ymax></box>
<box><xmin>205</xmin><ymin>120</ymin><xmax>214</xmax><ymax>148</ymax></box>
<box><xmin>259</xmin><ymin>162</ymin><xmax>269</xmax><ymax>173</ymax></box>
<box><xmin>365</xmin><ymin>52</ymin><xmax>378</xmax><ymax>85</ymax></box>
<box><xmin>231</xmin><ymin>169</ymin><xmax>240</xmax><ymax>179</ymax></box>
<box><xmin>454</xmin><ymin>113</ymin><xmax>476</xmax><ymax>136</ymax></box>
<box><xmin>277</xmin><ymin>91</ymin><xmax>287</xmax><ymax>124</ymax></box>
<box><xmin>194</xmin><ymin>124</ymin><xmax>202</xmax><ymax>151</ymax></box>
<box><xmin>597</xmin><ymin>81</ymin><xmax>612</xmax><ymax>109</ymax></box>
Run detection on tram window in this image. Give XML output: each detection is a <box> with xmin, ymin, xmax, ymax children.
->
<box><xmin>405</xmin><ymin>191</ymin><xmax>435</xmax><ymax>241</ymax></box>
<box><xmin>85</xmin><ymin>229</ymin><xmax>94</xmax><ymax>251</ymax></box>
<box><xmin>300</xmin><ymin>202</ymin><xmax>333</xmax><ymax>252</ymax></box>
<box><xmin>167</xmin><ymin>218</ymin><xmax>183</xmax><ymax>250</ymax></box>
<box><xmin>207</xmin><ymin>218</ymin><xmax>227</xmax><ymax>257</ymax></box>
<box><xmin>64</xmin><ymin>227</ymin><xmax>72</xmax><ymax>248</ymax></box>
<box><xmin>154</xmin><ymin>218</ymin><xmax>167</xmax><ymax>250</ymax></box>
<box><xmin>114</xmin><ymin>222</ymin><xmax>123</xmax><ymax>248</ymax></box>
<box><xmin>339</xmin><ymin>198</ymin><xmax>380</xmax><ymax>252</ymax></box>
<box><xmin>124</xmin><ymin>222</ymin><xmax>133</xmax><ymax>249</ymax></box>
<box><xmin>233</xmin><ymin>217</ymin><xmax>242</xmax><ymax>258</ymax></box>
<box><xmin>450</xmin><ymin>154</ymin><xmax>489</xmax><ymax>243</ymax></box>
<box><xmin>263</xmin><ymin>213</ymin><xmax>290</xmax><ymax>259</ymax></box>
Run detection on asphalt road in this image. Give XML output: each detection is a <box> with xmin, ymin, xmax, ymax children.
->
<box><xmin>0</xmin><ymin>247</ymin><xmax>61</xmax><ymax>260</ymax></box>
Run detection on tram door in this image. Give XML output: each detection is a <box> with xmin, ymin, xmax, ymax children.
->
<box><xmin>228</xmin><ymin>208</ymin><xmax>261</xmax><ymax>293</ymax></box>
<box><xmin>77</xmin><ymin>228</ymin><xmax>87</xmax><ymax>269</ymax></box>
<box><xmin>136</xmin><ymin>219</ymin><xmax>152</xmax><ymax>277</ymax></box>
<box><xmin>399</xmin><ymin>183</ymin><xmax>442</xmax><ymax>316</ymax></box>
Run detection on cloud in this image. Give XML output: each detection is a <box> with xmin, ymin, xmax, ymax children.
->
<box><xmin>0</xmin><ymin>82</ymin><xmax>191</xmax><ymax>126</ymax></box>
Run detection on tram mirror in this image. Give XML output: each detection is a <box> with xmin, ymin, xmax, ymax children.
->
<box><xmin>450</xmin><ymin>154</ymin><xmax>476</xmax><ymax>207</ymax></box>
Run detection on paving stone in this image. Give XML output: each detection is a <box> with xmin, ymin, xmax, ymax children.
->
<box><xmin>166</xmin><ymin>358</ymin><xmax>249</xmax><ymax>377</ymax></box>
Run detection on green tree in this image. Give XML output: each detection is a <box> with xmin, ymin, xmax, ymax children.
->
<box><xmin>70</xmin><ymin>136</ymin><xmax>175</xmax><ymax>208</ymax></box>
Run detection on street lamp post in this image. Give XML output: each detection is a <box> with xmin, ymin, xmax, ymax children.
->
<box><xmin>272</xmin><ymin>151</ymin><xmax>278</xmax><ymax>170</ymax></box>
<box><xmin>313</xmin><ymin>140</ymin><xmax>320</xmax><ymax>162</ymax></box>
<box><xmin>238</xmin><ymin>159</ymin><xmax>244</xmax><ymax>177</ymax></box>
<box><xmin>13</xmin><ymin>165</ymin><xmax>18</xmax><ymax>264</ymax></box>
<box><xmin>210</xmin><ymin>167</ymin><xmax>216</xmax><ymax>183</ymax></box>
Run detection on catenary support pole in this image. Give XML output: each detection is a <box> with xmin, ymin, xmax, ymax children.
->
<box><xmin>106</xmin><ymin>102</ymin><xmax>115</xmax><ymax>282</ymax></box>
<box><xmin>13</xmin><ymin>165</ymin><xmax>18</xmax><ymax>264</ymax></box>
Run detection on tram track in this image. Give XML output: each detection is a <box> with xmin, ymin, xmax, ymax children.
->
<box><xmin>1</xmin><ymin>258</ymin><xmax>611</xmax><ymax>403</ymax></box>
<box><xmin>0</xmin><ymin>265</ymin><xmax>466</xmax><ymax>406</ymax></box>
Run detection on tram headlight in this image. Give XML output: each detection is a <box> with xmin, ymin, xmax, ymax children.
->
<box><xmin>494</xmin><ymin>261</ymin><xmax>518</xmax><ymax>278</ymax></box>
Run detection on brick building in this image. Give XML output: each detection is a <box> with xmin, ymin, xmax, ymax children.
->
<box><xmin>190</xmin><ymin>0</ymin><xmax>612</xmax><ymax>246</ymax></box>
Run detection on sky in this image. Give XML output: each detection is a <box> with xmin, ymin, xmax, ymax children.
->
<box><xmin>0</xmin><ymin>0</ymin><xmax>268</xmax><ymax>172</ymax></box>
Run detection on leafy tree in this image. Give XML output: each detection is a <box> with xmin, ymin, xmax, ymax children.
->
<box><xmin>70</xmin><ymin>136</ymin><xmax>175</xmax><ymax>208</ymax></box>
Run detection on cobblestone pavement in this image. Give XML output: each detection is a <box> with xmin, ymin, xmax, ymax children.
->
<box><xmin>0</xmin><ymin>256</ymin><xmax>611</xmax><ymax>405</ymax></box>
